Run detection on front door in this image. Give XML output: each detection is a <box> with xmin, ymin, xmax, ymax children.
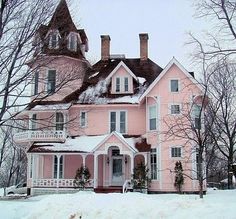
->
<box><xmin>112</xmin><ymin>157</ymin><xmax>123</xmax><ymax>185</ymax></box>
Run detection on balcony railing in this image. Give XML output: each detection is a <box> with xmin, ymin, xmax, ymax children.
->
<box><xmin>14</xmin><ymin>130</ymin><xmax>66</xmax><ymax>143</ymax></box>
<box><xmin>32</xmin><ymin>178</ymin><xmax>94</xmax><ymax>188</ymax></box>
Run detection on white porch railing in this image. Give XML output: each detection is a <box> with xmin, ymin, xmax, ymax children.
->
<box><xmin>33</xmin><ymin>179</ymin><xmax>94</xmax><ymax>188</ymax></box>
<box><xmin>122</xmin><ymin>179</ymin><xmax>133</xmax><ymax>193</ymax></box>
<box><xmin>14</xmin><ymin>130</ymin><xmax>66</xmax><ymax>142</ymax></box>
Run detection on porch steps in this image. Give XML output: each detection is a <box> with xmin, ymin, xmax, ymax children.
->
<box><xmin>94</xmin><ymin>186</ymin><xmax>123</xmax><ymax>193</ymax></box>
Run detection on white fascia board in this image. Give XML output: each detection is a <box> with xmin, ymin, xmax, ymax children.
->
<box><xmin>106</xmin><ymin>61</ymin><xmax>138</xmax><ymax>81</ymax></box>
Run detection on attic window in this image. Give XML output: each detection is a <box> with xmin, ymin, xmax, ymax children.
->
<box><xmin>68</xmin><ymin>33</ymin><xmax>77</xmax><ymax>51</ymax></box>
<box><xmin>49</xmin><ymin>32</ymin><xmax>59</xmax><ymax>49</ymax></box>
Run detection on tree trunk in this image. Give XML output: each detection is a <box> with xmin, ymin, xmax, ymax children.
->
<box><xmin>198</xmin><ymin>154</ymin><xmax>204</xmax><ymax>198</ymax></box>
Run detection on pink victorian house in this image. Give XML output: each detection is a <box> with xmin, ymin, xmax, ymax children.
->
<box><xmin>14</xmin><ymin>0</ymin><xmax>206</xmax><ymax>195</ymax></box>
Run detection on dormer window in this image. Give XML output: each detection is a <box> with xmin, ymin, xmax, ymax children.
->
<box><xmin>124</xmin><ymin>77</ymin><xmax>129</xmax><ymax>92</ymax></box>
<box><xmin>116</xmin><ymin>77</ymin><xmax>120</xmax><ymax>92</ymax></box>
<box><xmin>49</xmin><ymin>32</ymin><xmax>59</xmax><ymax>49</ymax></box>
<box><xmin>68</xmin><ymin>33</ymin><xmax>77</xmax><ymax>51</ymax></box>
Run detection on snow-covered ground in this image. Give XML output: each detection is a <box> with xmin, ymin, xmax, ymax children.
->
<box><xmin>0</xmin><ymin>189</ymin><xmax>235</xmax><ymax>219</ymax></box>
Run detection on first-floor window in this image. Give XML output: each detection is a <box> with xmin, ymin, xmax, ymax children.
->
<box><xmin>80</xmin><ymin>111</ymin><xmax>87</xmax><ymax>127</ymax></box>
<box><xmin>149</xmin><ymin>105</ymin><xmax>157</xmax><ymax>130</ymax></box>
<box><xmin>54</xmin><ymin>155</ymin><xmax>63</xmax><ymax>179</ymax></box>
<box><xmin>110</xmin><ymin>111</ymin><xmax>126</xmax><ymax>133</ymax></box>
<box><xmin>171</xmin><ymin>147</ymin><xmax>182</xmax><ymax>158</ymax></box>
<box><xmin>151</xmin><ymin>148</ymin><xmax>157</xmax><ymax>180</ymax></box>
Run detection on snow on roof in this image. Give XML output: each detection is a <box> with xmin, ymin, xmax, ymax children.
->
<box><xmin>78</xmin><ymin>80</ymin><xmax>108</xmax><ymax>103</ymax></box>
<box><xmin>34</xmin><ymin>134</ymin><xmax>109</xmax><ymax>152</ymax></box>
<box><xmin>88</xmin><ymin>71</ymin><xmax>99</xmax><ymax>79</ymax></box>
<box><xmin>32</xmin><ymin>132</ymin><xmax>141</xmax><ymax>153</ymax></box>
<box><xmin>32</xmin><ymin>103</ymin><xmax>71</xmax><ymax>111</ymax></box>
<box><xmin>137</xmin><ymin>77</ymin><xmax>146</xmax><ymax>85</ymax></box>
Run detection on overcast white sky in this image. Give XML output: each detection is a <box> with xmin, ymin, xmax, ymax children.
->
<box><xmin>70</xmin><ymin>0</ymin><xmax>209</xmax><ymax>73</ymax></box>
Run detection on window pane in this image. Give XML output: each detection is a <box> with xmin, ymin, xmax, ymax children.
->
<box><xmin>31</xmin><ymin>114</ymin><xmax>37</xmax><ymax>130</ymax></box>
<box><xmin>51</xmin><ymin>34</ymin><xmax>58</xmax><ymax>48</ymax></box>
<box><xmin>80</xmin><ymin>112</ymin><xmax>86</xmax><ymax>127</ymax></box>
<box><xmin>34</xmin><ymin>71</ymin><xmax>39</xmax><ymax>95</ymax></box>
<box><xmin>149</xmin><ymin>106</ymin><xmax>157</xmax><ymax>130</ymax></box>
<box><xmin>110</xmin><ymin>112</ymin><xmax>116</xmax><ymax>132</ymax></box>
<box><xmin>47</xmin><ymin>70</ymin><xmax>56</xmax><ymax>94</ymax></box>
<box><xmin>171</xmin><ymin>147</ymin><xmax>181</xmax><ymax>157</ymax></box>
<box><xmin>116</xmin><ymin>78</ymin><xmax>120</xmax><ymax>92</ymax></box>
<box><xmin>120</xmin><ymin>111</ymin><xmax>126</xmax><ymax>133</ymax></box>
<box><xmin>171</xmin><ymin>80</ymin><xmax>179</xmax><ymax>92</ymax></box>
<box><xmin>56</xmin><ymin>112</ymin><xmax>64</xmax><ymax>131</ymax></box>
<box><xmin>124</xmin><ymin>77</ymin><xmax>129</xmax><ymax>92</ymax></box>
<box><xmin>171</xmin><ymin>105</ymin><xmax>180</xmax><ymax>114</ymax></box>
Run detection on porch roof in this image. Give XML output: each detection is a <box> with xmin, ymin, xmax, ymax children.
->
<box><xmin>28</xmin><ymin>132</ymin><xmax>148</xmax><ymax>154</ymax></box>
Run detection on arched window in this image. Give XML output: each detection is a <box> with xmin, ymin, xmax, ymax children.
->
<box><xmin>68</xmin><ymin>33</ymin><xmax>77</xmax><ymax>51</ymax></box>
<box><xmin>56</xmin><ymin>112</ymin><xmax>64</xmax><ymax>131</ymax></box>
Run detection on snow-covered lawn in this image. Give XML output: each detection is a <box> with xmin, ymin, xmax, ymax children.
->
<box><xmin>0</xmin><ymin>189</ymin><xmax>235</xmax><ymax>219</ymax></box>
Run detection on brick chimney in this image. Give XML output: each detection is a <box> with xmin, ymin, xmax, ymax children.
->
<box><xmin>101</xmin><ymin>35</ymin><xmax>110</xmax><ymax>60</ymax></box>
<box><xmin>139</xmin><ymin>33</ymin><xmax>149</xmax><ymax>61</ymax></box>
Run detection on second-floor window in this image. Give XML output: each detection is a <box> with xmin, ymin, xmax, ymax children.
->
<box><xmin>149</xmin><ymin>105</ymin><xmax>157</xmax><ymax>131</ymax></box>
<box><xmin>47</xmin><ymin>70</ymin><xmax>56</xmax><ymax>94</ymax></box>
<box><xmin>56</xmin><ymin>112</ymin><xmax>64</xmax><ymax>131</ymax></box>
<box><xmin>34</xmin><ymin>71</ymin><xmax>39</xmax><ymax>95</ymax></box>
<box><xmin>31</xmin><ymin>114</ymin><xmax>37</xmax><ymax>130</ymax></box>
<box><xmin>110</xmin><ymin>111</ymin><xmax>126</xmax><ymax>133</ymax></box>
<box><xmin>192</xmin><ymin>104</ymin><xmax>201</xmax><ymax>129</ymax></box>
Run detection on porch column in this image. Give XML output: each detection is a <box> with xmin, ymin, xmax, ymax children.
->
<box><xmin>130</xmin><ymin>154</ymin><xmax>134</xmax><ymax>175</ymax></box>
<box><xmin>82</xmin><ymin>154</ymin><xmax>86</xmax><ymax>167</ymax></box>
<box><xmin>31</xmin><ymin>154</ymin><xmax>35</xmax><ymax>184</ymax></box>
<box><xmin>94</xmin><ymin>154</ymin><xmax>98</xmax><ymax>188</ymax></box>
<box><xmin>56</xmin><ymin>154</ymin><xmax>61</xmax><ymax>189</ymax></box>
<box><xmin>144</xmin><ymin>152</ymin><xmax>148</xmax><ymax>166</ymax></box>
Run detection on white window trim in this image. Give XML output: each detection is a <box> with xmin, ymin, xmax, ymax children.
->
<box><xmin>80</xmin><ymin>111</ymin><xmax>87</xmax><ymax>128</ymax></box>
<box><xmin>148</xmin><ymin>105</ymin><xmax>157</xmax><ymax>131</ymax></box>
<box><xmin>52</xmin><ymin>155</ymin><xmax>64</xmax><ymax>179</ymax></box>
<box><xmin>169</xmin><ymin>103</ymin><xmax>182</xmax><ymax>115</ymax></box>
<box><xmin>170</xmin><ymin>146</ymin><xmax>183</xmax><ymax>159</ymax></box>
<box><xmin>169</xmin><ymin>78</ymin><xmax>180</xmax><ymax>93</ymax></box>
<box><xmin>109</xmin><ymin>110</ymin><xmax>128</xmax><ymax>134</ymax></box>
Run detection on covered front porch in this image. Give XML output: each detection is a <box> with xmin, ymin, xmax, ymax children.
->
<box><xmin>27</xmin><ymin>132</ymin><xmax>150</xmax><ymax>194</ymax></box>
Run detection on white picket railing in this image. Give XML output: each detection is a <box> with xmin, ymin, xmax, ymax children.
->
<box><xmin>14</xmin><ymin>130</ymin><xmax>66</xmax><ymax>142</ymax></box>
<box><xmin>122</xmin><ymin>179</ymin><xmax>133</xmax><ymax>193</ymax></box>
<box><xmin>33</xmin><ymin>179</ymin><xmax>94</xmax><ymax>188</ymax></box>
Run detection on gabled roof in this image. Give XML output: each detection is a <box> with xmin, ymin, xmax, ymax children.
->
<box><xmin>106</xmin><ymin>61</ymin><xmax>138</xmax><ymax>81</ymax></box>
<box><xmin>139</xmin><ymin>57</ymin><xmax>202</xmax><ymax>102</ymax></box>
<box><xmin>63</xmin><ymin>58</ymin><xmax>163</xmax><ymax>103</ymax></box>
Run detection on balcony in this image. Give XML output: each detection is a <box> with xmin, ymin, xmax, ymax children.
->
<box><xmin>14</xmin><ymin>130</ymin><xmax>66</xmax><ymax>143</ymax></box>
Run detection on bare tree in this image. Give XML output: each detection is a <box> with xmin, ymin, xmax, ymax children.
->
<box><xmin>207</xmin><ymin>60</ymin><xmax>236</xmax><ymax>188</ymax></box>
<box><xmin>164</xmin><ymin>86</ymin><xmax>210</xmax><ymax>198</ymax></box>
<box><xmin>189</xmin><ymin>0</ymin><xmax>236</xmax><ymax>189</ymax></box>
